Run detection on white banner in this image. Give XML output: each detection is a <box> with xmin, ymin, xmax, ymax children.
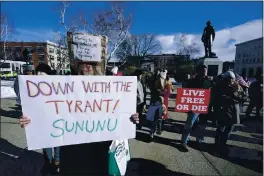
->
<box><xmin>18</xmin><ymin>75</ymin><xmax>137</xmax><ymax>150</ymax></box>
<box><xmin>72</xmin><ymin>33</ymin><xmax>102</xmax><ymax>62</ymax></box>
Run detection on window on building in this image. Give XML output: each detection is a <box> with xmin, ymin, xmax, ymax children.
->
<box><xmin>38</xmin><ymin>61</ymin><xmax>45</xmax><ymax>64</ymax></box>
<box><xmin>37</xmin><ymin>46</ymin><xmax>45</xmax><ymax>53</ymax></box>
<box><xmin>248</xmin><ymin>68</ymin><xmax>254</xmax><ymax>77</ymax></box>
<box><xmin>237</xmin><ymin>54</ymin><xmax>241</xmax><ymax>58</ymax></box>
<box><xmin>56</xmin><ymin>49</ymin><xmax>61</xmax><ymax>55</ymax></box>
<box><xmin>38</xmin><ymin>55</ymin><xmax>45</xmax><ymax>61</ymax></box>
<box><xmin>14</xmin><ymin>47</ymin><xmax>21</xmax><ymax>52</ymax></box>
<box><xmin>253</xmin><ymin>58</ymin><xmax>255</xmax><ymax>63</ymax></box>
<box><xmin>25</xmin><ymin>46</ymin><xmax>32</xmax><ymax>52</ymax></box>
<box><xmin>50</xmin><ymin>56</ymin><xmax>55</xmax><ymax>60</ymax></box>
<box><xmin>49</xmin><ymin>48</ymin><xmax>54</xmax><ymax>53</ymax></box>
<box><xmin>242</xmin><ymin>68</ymin><xmax>246</xmax><ymax>77</ymax></box>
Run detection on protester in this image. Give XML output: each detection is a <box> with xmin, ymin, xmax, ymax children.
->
<box><xmin>149</xmin><ymin>68</ymin><xmax>160</xmax><ymax>101</ymax></box>
<box><xmin>180</xmin><ymin>65</ymin><xmax>213</xmax><ymax>152</ymax></box>
<box><xmin>245</xmin><ymin>73</ymin><xmax>263</xmax><ymax>121</ymax></box>
<box><xmin>162</xmin><ymin>74</ymin><xmax>171</xmax><ymax>119</ymax></box>
<box><xmin>135</xmin><ymin>69</ymin><xmax>145</xmax><ymax>130</ymax></box>
<box><xmin>19</xmin><ymin>63</ymin><xmax>60</xmax><ymax>175</ymax></box>
<box><xmin>13</xmin><ymin>74</ymin><xmax>21</xmax><ymax>106</ymax></box>
<box><xmin>147</xmin><ymin>96</ymin><xmax>167</xmax><ymax>139</ymax></box>
<box><xmin>19</xmin><ymin>61</ymin><xmax>140</xmax><ymax>175</ymax></box>
<box><xmin>214</xmin><ymin>71</ymin><xmax>247</xmax><ymax>155</ymax></box>
<box><xmin>182</xmin><ymin>74</ymin><xmax>191</xmax><ymax>88</ymax></box>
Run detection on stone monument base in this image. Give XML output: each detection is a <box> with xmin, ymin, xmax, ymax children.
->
<box><xmin>196</xmin><ymin>57</ymin><xmax>223</xmax><ymax>77</ymax></box>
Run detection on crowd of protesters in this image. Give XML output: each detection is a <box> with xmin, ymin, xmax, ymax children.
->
<box><xmin>142</xmin><ymin>65</ymin><xmax>262</xmax><ymax>156</ymax></box>
<box><xmin>17</xmin><ymin>62</ymin><xmax>262</xmax><ymax>175</ymax></box>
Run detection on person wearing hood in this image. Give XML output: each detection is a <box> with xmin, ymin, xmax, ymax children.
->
<box><xmin>214</xmin><ymin>71</ymin><xmax>247</xmax><ymax>155</ymax></box>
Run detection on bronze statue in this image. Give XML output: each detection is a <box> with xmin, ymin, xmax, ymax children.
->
<box><xmin>201</xmin><ymin>20</ymin><xmax>216</xmax><ymax>58</ymax></box>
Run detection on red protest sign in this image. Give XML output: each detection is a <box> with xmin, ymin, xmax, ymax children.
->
<box><xmin>175</xmin><ymin>88</ymin><xmax>211</xmax><ymax>114</ymax></box>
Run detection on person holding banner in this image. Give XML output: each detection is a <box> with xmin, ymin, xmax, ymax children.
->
<box><xmin>180</xmin><ymin>65</ymin><xmax>213</xmax><ymax>152</ymax></box>
<box><xmin>20</xmin><ymin>63</ymin><xmax>61</xmax><ymax>175</ymax></box>
<box><xmin>19</xmin><ymin>60</ymin><xmax>140</xmax><ymax>176</ymax></box>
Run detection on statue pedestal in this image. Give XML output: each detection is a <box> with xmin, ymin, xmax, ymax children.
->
<box><xmin>196</xmin><ymin>57</ymin><xmax>223</xmax><ymax>77</ymax></box>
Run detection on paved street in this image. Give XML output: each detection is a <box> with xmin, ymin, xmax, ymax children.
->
<box><xmin>0</xmin><ymin>95</ymin><xmax>263</xmax><ymax>176</ymax></box>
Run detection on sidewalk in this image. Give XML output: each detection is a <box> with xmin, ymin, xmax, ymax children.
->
<box><xmin>0</xmin><ymin>98</ymin><xmax>263</xmax><ymax>176</ymax></box>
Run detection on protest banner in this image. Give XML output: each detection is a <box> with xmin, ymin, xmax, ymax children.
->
<box><xmin>175</xmin><ymin>88</ymin><xmax>211</xmax><ymax>114</ymax></box>
<box><xmin>72</xmin><ymin>33</ymin><xmax>102</xmax><ymax>62</ymax></box>
<box><xmin>18</xmin><ymin>75</ymin><xmax>137</xmax><ymax>150</ymax></box>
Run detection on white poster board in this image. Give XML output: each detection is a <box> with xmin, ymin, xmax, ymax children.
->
<box><xmin>18</xmin><ymin>75</ymin><xmax>137</xmax><ymax>150</ymax></box>
<box><xmin>72</xmin><ymin>33</ymin><xmax>102</xmax><ymax>62</ymax></box>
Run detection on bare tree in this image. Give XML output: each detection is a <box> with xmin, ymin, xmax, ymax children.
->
<box><xmin>115</xmin><ymin>36</ymin><xmax>133</xmax><ymax>62</ymax></box>
<box><xmin>115</xmin><ymin>33</ymin><xmax>162</xmax><ymax>63</ymax></box>
<box><xmin>0</xmin><ymin>13</ymin><xmax>15</xmax><ymax>65</ymax></box>
<box><xmin>45</xmin><ymin>1</ymin><xmax>73</xmax><ymax>74</ymax></box>
<box><xmin>48</xmin><ymin>1</ymin><xmax>132</xmax><ymax>72</ymax></box>
<box><xmin>176</xmin><ymin>34</ymin><xmax>201</xmax><ymax>58</ymax></box>
<box><xmin>131</xmin><ymin>34</ymin><xmax>162</xmax><ymax>57</ymax></box>
<box><xmin>89</xmin><ymin>2</ymin><xmax>132</xmax><ymax>62</ymax></box>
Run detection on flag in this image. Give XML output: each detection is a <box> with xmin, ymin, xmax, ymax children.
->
<box><xmin>235</xmin><ymin>73</ymin><xmax>249</xmax><ymax>88</ymax></box>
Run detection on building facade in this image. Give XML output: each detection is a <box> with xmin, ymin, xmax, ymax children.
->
<box><xmin>0</xmin><ymin>41</ymin><xmax>70</xmax><ymax>74</ymax></box>
<box><xmin>235</xmin><ymin>37</ymin><xmax>263</xmax><ymax>78</ymax></box>
<box><xmin>223</xmin><ymin>61</ymin><xmax>235</xmax><ymax>72</ymax></box>
<box><xmin>145</xmin><ymin>54</ymin><xmax>191</xmax><ymax>74</ymax></box>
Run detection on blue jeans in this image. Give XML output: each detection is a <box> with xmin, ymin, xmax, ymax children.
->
<box><xmin>215</xmin><ymin>124</ymin><xmax>235</xmax><ymax>145</ymax></box>
<box><xmin>150</xmin><ymin>119</ymin><xmax>163</xmax><ymax>134</ymax></box>
<box><xmin>43</xmin><ymin>147</ymin><xmax>60</xmax><ymax>163</ymax></box>
<box><xmin>181</xmin><ymin>113</ymin><xmax>206</xmax><ymax>144</ymax></box>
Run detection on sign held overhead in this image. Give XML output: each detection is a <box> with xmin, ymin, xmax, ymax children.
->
<box><xmin>72</xmin><ymin>33</ymin><xmax>102</xmax><ymax>62</ymax></box>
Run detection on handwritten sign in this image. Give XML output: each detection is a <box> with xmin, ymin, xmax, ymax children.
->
<box><xmin>18</xmin><ymin>75</ymin><xmax>137</xmax><ymax>150</ymax></box>
<box><xmin>175</xmin><ymin>88</ymin><xmax>211</xmax><ymax>114</ymax></box>
<box><xmin>72</xmin><ymin>33</ymin><xmax>102</xmax><ymax>62</ymax></box>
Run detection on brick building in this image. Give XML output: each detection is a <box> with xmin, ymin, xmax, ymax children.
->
<box><xmin>0</xmin><ymin>41</ymin><xmax>70</xmax><ymax>74</ymax></box>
